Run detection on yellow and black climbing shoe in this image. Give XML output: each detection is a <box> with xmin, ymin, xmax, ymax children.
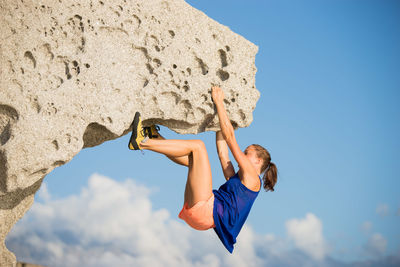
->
<box><xmin>143</xmin><ymin>125</ymin><xmax>160</xmax><ymax>139</ymax></box>
<box><xmin>128</xmin><ymin>112</ymin><xmax>146</xmax><ymax>150</ymax></box>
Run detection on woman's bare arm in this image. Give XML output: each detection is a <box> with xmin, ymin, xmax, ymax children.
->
<box><xmin>211</xmin><ymin>86</ymin><xmax>258</xmax><ymax>179</ymax></box>
<box><xmin>216</xmin><ymin>130</ymin><xmax>235</xmax><ymax>180</ymax></box>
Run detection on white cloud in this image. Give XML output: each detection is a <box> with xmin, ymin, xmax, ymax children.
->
<box><xmin>365</xmin><ymin>233</ymin><xmax>387</xmax><ymax>257</ymax></box>
<box><xmin>8</xmin><ymin>173</ymin><xmax>384</xmax><ymax>267</ymax></box>
<box><xmin>285</xmin><ymin>213</ymin><xmax>329</xmax><ymax>261</ymax></box>
<box><xmin>361</xmin><ymin>221</ymin><xmax>373</xmax><ymax>234</ymax></box>
<box><xmin>37</xmin><ymin>182</ymin><xmax>51</xmax><ymax>202</ymax></box>
<box><xmin>9</xmin><ymin>173</ymin><xmax>276</xmax><ymax>267</ymax></box>
<box><xmin>8</xmin><ymin>174</ymin><xmax>222</xmax><ymax>267</ymax></box>
<box><xmin>376</xmin><ymin>204</ymin><xmax>389</xmax><ymax>217</ymax></box>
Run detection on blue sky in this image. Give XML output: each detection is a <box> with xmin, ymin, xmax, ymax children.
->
<box><xmin>7</xmin><ymin>0</ymin><xmax>400</xmax><ymax>266</ymax></box>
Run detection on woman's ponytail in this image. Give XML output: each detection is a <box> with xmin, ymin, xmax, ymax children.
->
<box><xmin>263</xmin><ymin>161</ymin><xmax>277</xmax><ymax>192</ymax></box>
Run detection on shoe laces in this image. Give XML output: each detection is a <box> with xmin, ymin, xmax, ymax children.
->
<box><xmin>141</xmin><ymin>127</ymin><xmax>150</xmax><ymax>137</ymax></box>
<box><xmin>141</xmin><ymin>125</ymin><xmax>160</xmax><ymax>138</ymax></box>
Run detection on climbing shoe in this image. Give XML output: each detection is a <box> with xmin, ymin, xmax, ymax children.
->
<box><xmin>128</xmin><ymin>112</ymin><xmax>146</xmax><ymax>150</ymax></box>
<box><xmin>143</xmin><ymin>125</ymin><xmax>160</xmax><ymax>139</ymax></box>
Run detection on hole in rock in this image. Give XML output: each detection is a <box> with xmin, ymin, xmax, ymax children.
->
<box><xmin>153</xmin><ymin>58</ymin><xmax>161</xmax><ymax>67</ymax></box>
<box><xmin>24</xmin><ymin>51</ymin><xmax>36</xmax><ymax>68</ymax></box>
<box><xmin>64</xmin><ymin>62</ymin><xmax>72</xmax><ymax>79</ymax></box>
<box><xmin>0</xmin><ymin>122</ymin><xmax>11</xmax><ymax>146</ymax></box>
<box><xmin>79</xmin><ymin>37</ymin><xmax>86</xmax><ymax>52</ymax></box>
<box><xmin>217</xmin><ymin>69</ymin><xmax>229</xmax><ymax>81</ymax></box>
<box><xmin>239</xmin><ymin>110</ymin><xmax>246</xmax><ymax>121</ymax></box>
<box><xmin>180</xmin><ymin>100</ymin><xmax>192</xmax><ymax>110</ymax></box>
<box><xmin>83</xmin><ymin>123</ymin><xmax>118</xmax><ymax>148</ymax></box>
<box><xmin>218</xmin><ymin>49</ymin><xmax>227</xmax><ymax>67</ymax></box>
<box><xmin>195</xmin><ymin>58</ymin><xmax>209</xmax><ymax>75</ymax></box>
<box><xmin>52</xmin><ymin>140</ymin><xmax>59</xmax><ymax>150</ymax></box>
<box><xmin>0</xmin><ymin>105</ymin><xmax>19</xmax><ymax>146</ymax></box>
<box><xmin>146</xmin><ymin>64</ymin><xmax>154</xmax><ymax>74</ymax></box>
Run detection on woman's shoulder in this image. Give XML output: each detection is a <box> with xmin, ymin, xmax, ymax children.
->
<box><xmin>238</xmin><ymin>170</ymin><xmax>261</xmax><ymax>192</ymax></box>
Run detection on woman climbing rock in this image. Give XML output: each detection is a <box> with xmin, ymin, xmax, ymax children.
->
<box><xmin>128</xmin><ymin>86</ymin><xmax>277</xmax><ymax>253</ymax></box>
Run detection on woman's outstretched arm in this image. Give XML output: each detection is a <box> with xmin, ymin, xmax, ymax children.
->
<box><xmin>216</xmin><ymin>130</ymin><xmax>235</xmax><ymax>180</ymax></box>
<box><xmin>211</xmin><ymin>86</ymin><xmax>258</xmax><ymax>178</ymax></box>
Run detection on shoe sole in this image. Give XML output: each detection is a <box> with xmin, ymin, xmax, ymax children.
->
<box><xmin>128</xmin><ymin>112</ymin><xmax>141</xmax><ymax>150</ymax></box>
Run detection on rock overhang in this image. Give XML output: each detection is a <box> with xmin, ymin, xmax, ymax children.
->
<box><xmin>0</xmin><ymin>0</ymin><xmax>259</xmax><ymax>265</ymax></box>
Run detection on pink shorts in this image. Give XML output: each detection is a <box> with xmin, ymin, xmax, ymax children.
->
<box><xmin>178</xmin><ymin>194</ymin><xmax>215</xmax><ymax>231</ymax></box>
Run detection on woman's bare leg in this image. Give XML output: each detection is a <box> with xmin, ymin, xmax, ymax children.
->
<box><xmin>154</xmin><ymin>134</ymin><xmax>189</xmax><ymax>167</ymax></box>
<box><xmin>167</xmin><ymin>154</ymin><xmax>189</xmax><ymax>167</ymax></box>
<box><xmin>140</xmin><ymin>138</ymin><xmax>213</xmax><ymax>208</ymax></box>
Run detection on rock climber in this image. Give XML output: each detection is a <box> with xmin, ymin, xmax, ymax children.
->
<box><xmin>128</xmin><ymin>86</ymin><xmax>278</xmax><ymax>253</ymax></box>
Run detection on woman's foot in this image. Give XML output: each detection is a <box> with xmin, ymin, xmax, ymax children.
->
<box><xmin>128</xmin><ymin>112</ymin><xmax>160</xmax><ymax>150</ymax></box>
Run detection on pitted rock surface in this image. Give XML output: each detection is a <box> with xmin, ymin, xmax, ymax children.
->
<box><xmin>0</xmin><ymin>0</ymin><xmax>259</xmax><ymax>264</ymax></box>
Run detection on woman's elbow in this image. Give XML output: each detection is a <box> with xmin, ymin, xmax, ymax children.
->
<box><xmin>223</xmin><ymin>131</ymin><xmax>234</xmax><ymax>143</ymax></box>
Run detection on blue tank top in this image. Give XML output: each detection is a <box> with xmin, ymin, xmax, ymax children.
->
<box><xmin>212</xmin><ymin>172</ymin><xmax>261</xmax><ymax>253</ymax></box>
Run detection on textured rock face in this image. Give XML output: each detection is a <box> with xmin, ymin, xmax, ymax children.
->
<box><xmin>0</xmin><ymin>0</ymin><xmax>259</xmax><ymax>265</ymax></box>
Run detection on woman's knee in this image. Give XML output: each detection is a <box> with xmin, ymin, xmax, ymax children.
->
<box><xmin>190</xmin><ymin>140</ymin><xmax>206</xmax><ymax>153</ymax></box>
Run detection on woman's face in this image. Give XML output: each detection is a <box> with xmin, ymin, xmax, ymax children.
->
<box><xmin>244</xmin><ymin>146</ymin><xmax>262</xmax><ymax>171</ymax></box>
